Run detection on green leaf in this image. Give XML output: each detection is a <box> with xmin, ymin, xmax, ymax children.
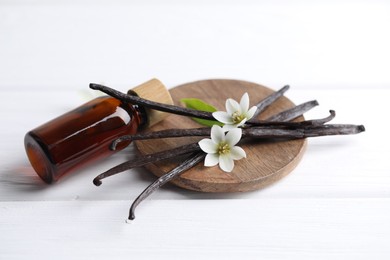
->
<box><xmin>180</xmin><ymin>98</ymin><xmax>223</xmax><ymax>127</ymax></box>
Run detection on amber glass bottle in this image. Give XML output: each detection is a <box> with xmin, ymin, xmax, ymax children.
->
<box><xmin>24</xmin><ymin>79</ymin><xmax>173</xmax><ymax>183</ymax></box>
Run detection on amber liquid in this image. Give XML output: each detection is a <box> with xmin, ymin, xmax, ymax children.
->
<box><xmin>24</xmin><ymin>96</ymin><xmax>147</xmax><ymax>183</ymax></box>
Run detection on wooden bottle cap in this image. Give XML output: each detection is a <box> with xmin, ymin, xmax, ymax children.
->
<box><xmin>135</xmin><ymin>79</ymin><xmax>307</xmax><ymax>193</ymax></box>
<box><xmin>130</xmin><ymin>78</ymin><xmax>174</xmax><ymax>127</ymax></box>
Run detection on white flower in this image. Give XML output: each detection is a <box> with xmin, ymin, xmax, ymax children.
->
<box><xmin>212</xmin><ymin>92</ymin><xmax>257</xmax><ymax>130</ymax></box>
<box><xmin>198</xmin><ymin>125</ymin><xmax>246</xmax><ymax>172</ymax></box>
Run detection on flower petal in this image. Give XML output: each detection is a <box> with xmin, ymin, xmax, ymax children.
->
<box><xmin>230</xmin><ymin>146</ymin><xmax>246</xmax><ymax>160</ymax></box>
<box><xmin>210</xmin><ymin>125</ymin><xmax>225</xmax><ymax>143</ymax></box>
<box><xmin>213</xmin><ymin>111</ymin><xmax>233</xmax><ymax>124</ymax></box>
<box><xmin>198</xmin><ymin>138</ymin><xmax>217</xmax><ymax>153</ymax></box>
<box><xmin>222</xmin><ymin>124</ymin><xmax>238</xmax><ymax>132</ymax></box>
<box><xmin>245</xmin><ymin>106</ymin><xmax>257</xmax><ymax>120</ymax></box>
<box><xmin>226</xmin><ymin>128</ymin><xmax>242</xmax><ymax>146</ymax></box>
<box><xmin>204</xmin><ymin>153</ymin><xmax>219</xmax><ymax>167</ymax></box>
<box><xmin>235</xmin><ymin>118</ymin><xmax>247</xmax><ymax>128</ymax></box>
<box><xmin>226</xmin><ymin>98</ymin><xmax>241</xmax><ymax>115</ymax></box>
<box><xmin>219</xmin><ymin>154</ymin><xmax>234</xmax><ymax>172</ymax></box>
<box><xmin>240</xmin><ymin>92</ymin><xmax>250</xmax><ymax>112</ymax></box>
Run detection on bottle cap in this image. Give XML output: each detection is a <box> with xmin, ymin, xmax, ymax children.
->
<box><xmin>129</xmin><ymin>78</ymin><xmax>174</xmax><ymax>127</ymax></box>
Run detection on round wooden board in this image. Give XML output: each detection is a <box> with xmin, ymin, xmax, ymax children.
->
<box><xmin>134</xmin><ymin>79</ymin><xmax>307</xmax><ymax>192</ymax></box>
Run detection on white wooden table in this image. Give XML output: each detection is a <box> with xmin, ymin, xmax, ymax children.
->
<box><xmin>1</xmin><ymin>1</ymin><xmax>389</xmax><ymax>259</ymax></box>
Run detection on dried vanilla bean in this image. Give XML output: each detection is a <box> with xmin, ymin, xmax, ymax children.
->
<box><xmin>110</xmin><ymin>124</ymin><xmax>298</xmax><ymax>145</ymax></box>
<box><xmin>303</xmin><ymin>110</ymin><xmax>335</xmax><ymax>126</ymax></box>
<box><xmin>244</xmin><ymin>124</ymin><xmax>365</xmax><ymax>138</ymax></box>
<box><xmin>303</xmin><ymin>124</ymin><xmax>365</xmax><ymax>137</ymax></box>
<box><xmin>242</xmin><ymin>128</ymin><xmax>305</xmax><ymax>139</ymax></box>
<box><xmin>90</xmin><ymin>83</ymin><xmax>292</xmax><ymax>124</ymax></box>
<box><xmin>93</xmin><ymin>143</ymin><xmax>201</xmax><ymax>186</ymax></box>
<box><xmin>113</xmin><ymin>127</ymin><xmax>291</xmax><ymax>142</ymax></box>
<box><xmin>247</xmin><ymin>116</ymin><xmax>332</xmax><ymax>127</ymax></box>
<box><xmin>111</xmin><ymin>109</ymin><xmax>335</xmax><ymax>146</ymax></box>
<box><xmin>250</xmin><ymin>85</ymin><xmax>290</xmax><ymax>119</ymax></box>
<box><xmin>90</xmin><ymin>83</ymin><xmax>214</xmax><ymax>120</ymax></box>
<box><xmin>265</xmin><ymin>100</ymin><xmax>319</xmax><ymax>122</ymax></box>
<box><xmin>110</xmin><ymin>127</ymin><xmax>208</xmax><ymax>150</ymax></box>
<box><xmin>111</xmin><ymin>111</ymin><xmax>337</xmax><ymax>145</ymax></box>
<box><xmin>111</xmin><ymin>123</ymin><xmax>363</xmax><ymax>145</ymax></box>
<box><xmin>250</xmin><ymin>109</ymin><xmax>336</xmax><ymax>126</ymax></box>
<box><xmin>112</xmin><ymin>127</ymin><xmax>295</xmax><ymax>143</ymax></box>
<box><xmin>128</xmin><ymin>152</ymin><xmax>205</xmax><ymax>221</ymax></box>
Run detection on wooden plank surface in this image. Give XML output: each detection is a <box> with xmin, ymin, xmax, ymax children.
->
<box><xmin>1</xmin><ymin>88</ymin><xmax>389</xmax><ymax>259</ymax></box>
<box><xmin>1</xmin><ymin>199</ymin><xmax>390</xmax><ymax>260</ymax></box>
<box><xmin>1</xmin><ymin>1</ymin><xmax>389</xmax><ymax>259</ymax></box>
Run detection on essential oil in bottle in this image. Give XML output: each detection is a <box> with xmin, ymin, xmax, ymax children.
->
<box><xmin>24</xmin><ymin>79</ymin><xmax>173</xmax><ymax>183</ymax></box>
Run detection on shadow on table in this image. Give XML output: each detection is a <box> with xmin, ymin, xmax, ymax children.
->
<box><xmin>0</xmin><ymin>162</ymin><xmax>48</xmax><ymax>192</ymax></box>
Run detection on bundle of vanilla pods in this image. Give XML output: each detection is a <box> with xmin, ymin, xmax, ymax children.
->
<box><xmin>89</xmin><ymin>83</ymin><xmax>365</xmax><ymax>221</ymax></box>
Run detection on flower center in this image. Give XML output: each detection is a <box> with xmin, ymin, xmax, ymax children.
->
<box><xmin>232</xmin><ymin>111</ymin><xmax>245</xmax><ymax>124</ymax></box>
<box><xmin>217</xmin><ymin>142</ymin><xmax>230</xmax><ymax>155</ymax></box>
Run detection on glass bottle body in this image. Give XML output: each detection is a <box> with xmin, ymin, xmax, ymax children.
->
<box><xmin>24</xmin><ymin>96</ymin><xmax>147</xmax><ymax>183</ymax></box>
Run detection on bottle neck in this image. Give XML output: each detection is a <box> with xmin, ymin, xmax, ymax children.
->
<box><xmin>126</xmin><ymin>90</ymin><xmax>149</xmax><ymax>130</ymax></box>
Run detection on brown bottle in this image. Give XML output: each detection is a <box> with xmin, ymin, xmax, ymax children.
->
<box><xmin>24</xmin><ymin>79</ymin><xmax>173</xmax><ymax>183</ymax></box>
